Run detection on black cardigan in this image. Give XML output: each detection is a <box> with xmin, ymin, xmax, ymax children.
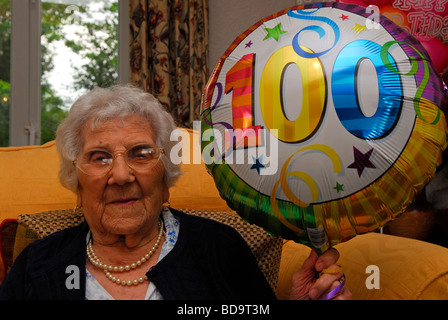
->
<box><xmin>0</xmin><ymin>209</ymin><xmax>276</xmax><ymax>300</ymax></box>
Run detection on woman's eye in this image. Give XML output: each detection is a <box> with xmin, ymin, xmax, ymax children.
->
<box><xmin>130</xmin><ymin>146</ymin><xmax>153</xmax><ymax>160</ymax></box>
<box><xmin>90</xmin><ymin>151</ymin><xmax>112</xmax><ymax>164</ymax></box>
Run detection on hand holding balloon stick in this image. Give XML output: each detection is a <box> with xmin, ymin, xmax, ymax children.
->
<box><xmin>200</xmin><ymin>2</ymin><xmax>447</xmax><ymax>300</ymax></box>
<box><xmin>290</xmin><ymin>248</ymin><xmax>350</xmax><ymax>300</ymax></box>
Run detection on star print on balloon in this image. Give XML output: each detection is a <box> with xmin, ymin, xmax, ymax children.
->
<box><xmin>250</xmin><ymin>155</ymin><xmax>265</xmax><ymax>175</ymax></box>
<box><xmin>347</xmin><ymin>147</ymin><xmax>376</xmax><ymax>177</ymax></box>
<box><xmin>351</xmin><ymin>23</ymin><xmax>367</xmax><ymax>34</ymax></box>
<box><xmin>334</xmin><ymin>182</ymin><xmax>344</xmax><ymax>193</ymax></box>
<box><xmin>263</xmin><ymin>23</ymin><xmax>287</xmax><ymax>41</ymax></box>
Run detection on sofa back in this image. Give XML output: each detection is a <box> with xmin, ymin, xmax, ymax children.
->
<box><xmin>0</xmin><ymin>141</ymin><xmax>75</xmax><ymax>221</ymax></box>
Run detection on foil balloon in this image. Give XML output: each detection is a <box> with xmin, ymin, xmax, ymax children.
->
<box><xmin>200</xmin><ymin>2</ymin><xmax>447</xmax><ymax>253</ymax></box>
<box><xmin>338</xmin><ymin>0</ymin><xmax>448</xmax><ymax>74</ymax></box>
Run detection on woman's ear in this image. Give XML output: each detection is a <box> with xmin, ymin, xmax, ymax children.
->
<box><xmin>164</xmin><ymin>188</ymin><xmax>170</xmax><ymax>204</ymax></box>
<box><xmin>76</xmin><ymin>189</ymin><xmax>83</xmax><ymax>208</ymax></box>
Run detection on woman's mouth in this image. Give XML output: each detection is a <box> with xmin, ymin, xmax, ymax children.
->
<box><xmin>109</xmin><ymin>198</ymin><xmax>138</xmax><ymax>206</ymax></box>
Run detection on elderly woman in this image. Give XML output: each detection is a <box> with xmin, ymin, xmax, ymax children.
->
<box><xmin>0</xmin><ymin>85</ymin><xmax>350</xmax><ymax>300</ymax></box>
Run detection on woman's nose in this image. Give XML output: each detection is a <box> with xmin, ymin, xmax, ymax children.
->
<box><xmin>107</xmin><ymin>154</ymin><xmax>135</xmax><ymax>185</ymax></box>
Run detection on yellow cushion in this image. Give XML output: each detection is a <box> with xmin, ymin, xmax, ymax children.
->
<box><xmin>276</xmin><ymin>233</ymin><xmax>448</xmax><ymax>300</ymax></box>
<box><xmin>169</xmin><ymin>129</ymin><xmax>231</xmax><ymax>211</ymax></box>
<box><xmin>337</xmin><ymin>233</ymin><xmax>448</xmax><ymax>300</ymax></box>
<box><xmin>0</xmin><ymin>141</ymin><xmax>76</xmax><ymax>222</ymax></box>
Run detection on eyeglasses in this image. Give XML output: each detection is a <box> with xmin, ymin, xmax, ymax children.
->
<box><xmin>73</xmin><ymin>144</ymin><xmax>165</xmax><ymax>176</ymax></box>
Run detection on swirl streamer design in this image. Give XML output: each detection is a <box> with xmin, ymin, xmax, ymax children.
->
<box><xmin>380</xmin><ymin>40</ymin><xmax>441</xmax><ymax>125</ymax></box>
<box><xmin>200</xmin><ymin>2</ymin><xmax>447</xmax><ymax>252</ymax></box>
<box><xmin>287</xmin><ymin>5</ymin><xmax>340</xmax><ymax>59</ymax></box>
<box><xmin>270</xmin><ymin>145</ymin><xmax>342</xmax><ymax>244</ymax></box>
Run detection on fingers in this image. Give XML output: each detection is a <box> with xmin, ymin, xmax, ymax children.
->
<box><xmin>330</xmin><ymin>276</ymin><xmax>352</xmax><ymax>300</ymax></box>
<box><xmin>315</xmin><ymin>248</ymin><xmax>340</xmax><ymax>272</ymax></box>
<box><xmin>315</xmin><ymin>248</ymin><xmax>351</xmax><ymax>300</ymax></box>
<box><xmin>290</xmin><ymin>250</ymin><xmax>322</xmax><ymax>300</ymax></box>
<box><xmin>308</xmin><ymin>264</ymin><xmax>343</xmax><ymax>300</ymax></box>
<box><xmin>301</xmin><ymin>250</ymin><xmax>318</xmax><ymax>275</ymax></box>
<box><xmin>290</xmin><ymin>248</ymin><xmax>352</xmax><ymax>300</ymax></box>
<box><xmin>290</xmin><ymin>250</ymin><xmax>318</xmax><ymax>295</ymax></box>
<box><xmin>332</xmin><ymin>285</ymin><xmax>352</xmax><ymax>300</ymax></box>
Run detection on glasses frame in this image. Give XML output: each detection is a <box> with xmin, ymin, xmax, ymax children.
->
<box><xmin>73</xmin><ymin>144</ymin><xmax>165</xmax><ymax>176</ymax></box>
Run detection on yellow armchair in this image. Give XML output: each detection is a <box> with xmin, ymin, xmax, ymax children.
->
<box><xmin>1</xmin><ymin>129</ymin><xmax>448</xmax><ymax>299</ymax></box>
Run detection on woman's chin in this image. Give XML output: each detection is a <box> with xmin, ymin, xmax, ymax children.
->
<box><xmin>102</xmin><ymin>218</ymin><xmax>144</xmax><ymax>236</ymax></box>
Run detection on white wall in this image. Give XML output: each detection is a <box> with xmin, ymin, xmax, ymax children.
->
<box><xmin>208</xmin><ymin>0</ymin><xmax>295</xmax><ymax>71</ymax></box>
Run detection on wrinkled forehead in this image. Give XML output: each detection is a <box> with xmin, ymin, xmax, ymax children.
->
<box><xmin>80</xmin><ymin>114</ymin><xmax>157</xmax><ymax>151</ymax></box>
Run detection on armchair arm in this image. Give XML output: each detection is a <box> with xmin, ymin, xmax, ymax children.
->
<box><xmin>276</xmin><ymin>233</ymin><xmax>448</xmax><ymax>300</ymax></box>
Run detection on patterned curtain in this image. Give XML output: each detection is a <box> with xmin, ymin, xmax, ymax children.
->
<box><xmin>129</xmin><ymin>0</ymin><xmax>209</xmax><ymax>128</ymax></box>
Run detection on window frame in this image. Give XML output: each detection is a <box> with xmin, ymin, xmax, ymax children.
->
<box><xmin>9</xmin><ymin>0</ymin><xmax>129</xmax><ymax>146</ymax></box>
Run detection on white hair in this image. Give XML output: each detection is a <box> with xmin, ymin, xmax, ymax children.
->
<box><xmin>56</xmin><ymin>85</ymin><xmax>181</xmax><ymax>192</ymax></box>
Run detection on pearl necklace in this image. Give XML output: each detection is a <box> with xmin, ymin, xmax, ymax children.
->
<box><xmin>87</xmin><ymin>219</ymin><xmax>165</xmax><ymax>286</ymax></box>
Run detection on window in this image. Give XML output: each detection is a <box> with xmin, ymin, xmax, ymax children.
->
<box><xmin>4</xmin><ymin>0</ymin><xmax>129</xmax><ymax>147</ymax></box>
<box><xmin>0</xmin><ymin>0</ymin><xmax>11</xmax><ymax>147</ymax></box>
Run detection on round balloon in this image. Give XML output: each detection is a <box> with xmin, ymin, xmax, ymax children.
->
<box><xmin>200</xmin><ymin>2</ymin><xmax>447</xmax><ymax>252</ymax></box>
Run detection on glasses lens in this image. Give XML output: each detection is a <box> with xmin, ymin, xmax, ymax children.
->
<box><xmin>127</xmin><ymin>145</ymin><xmax>162</xmax><ymax>169</ymax></box>
<box><xmin>75</xmin><ymin>145</ymin><xmax>164</xmax><ymax>176</ymax></box>
<box><xmin>77</xmin><ymin>150</ymin><xmax>114</xmax><ymax>175</ymax></box>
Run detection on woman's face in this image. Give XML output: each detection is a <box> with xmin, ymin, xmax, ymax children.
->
<box><xmin>76</xmin><ymin>115</ymin><xmax>168</xmax><ymax>243</ymax></box>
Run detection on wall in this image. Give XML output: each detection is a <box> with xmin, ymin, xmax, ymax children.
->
<box><xmin>208</xmin><ymin>0</ymin><xmax>295</xmax><ymax>71</ymax></box>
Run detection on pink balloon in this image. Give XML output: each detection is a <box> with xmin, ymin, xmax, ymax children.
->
<box><xmin>337</xmin><ymin>0</ymin><xmax>369</xmax><ymax>7</ymax></box>
<box><xmin>420</xmin><ymin>37</ymin><xmax>448</xmax><ymax>74</ymax></box>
